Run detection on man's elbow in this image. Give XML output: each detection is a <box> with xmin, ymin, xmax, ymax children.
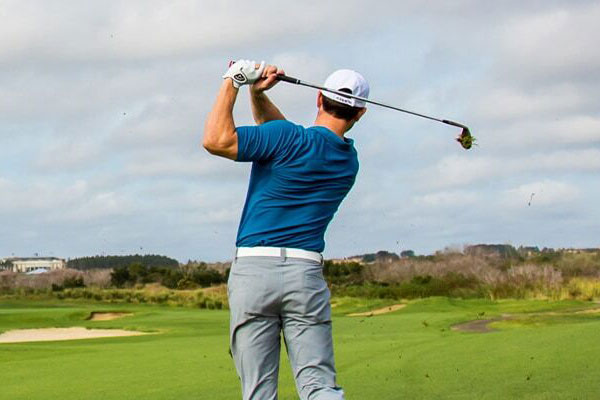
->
<box><xmin>203</xmin><ymin>136</ymin><xmax>226</xmax><ymax>155</ymax></box>
<box><xmin>202</xmin><ymin>135</ymin><xmax>216</xmax><ymax>154</ymax></box>
<box><xmin>201</xmin><ymin>132</ymin><xmax>237</xmax><ymax>159</ymax></box>
<box><xmin>201</xmin><ymin>128</ymin><xmax>221</xmax><ymax>154</ymax></box>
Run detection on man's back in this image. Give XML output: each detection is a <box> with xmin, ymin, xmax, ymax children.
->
<box><xmin>236</xmin><ymin>120</ymin><xmax>359</xmax><ymax>252</ymax></box>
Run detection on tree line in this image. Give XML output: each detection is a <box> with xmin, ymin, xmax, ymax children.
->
<box><xmin>110</xmin><ymin>262</ymin><xmax>226</xmax><ymax>290</ymax></box>
<box><xmin>67</xmin><ymin>254</ymin><xmax>179</xmax><ymax>270</ymax></box>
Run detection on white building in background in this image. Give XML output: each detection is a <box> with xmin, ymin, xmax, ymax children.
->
<box><xmin>0</xmin><ymin>257</ymin><xmax>66</xmax><ymax>273</ymax></box>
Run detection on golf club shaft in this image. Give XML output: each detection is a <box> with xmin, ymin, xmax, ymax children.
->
<box><xmin>275</xmin><ymin>74</ymin><xmax>468</xmax><ymax>130</ymax></box>
<box><xmin>226</xmin><ymin>61</ymin><xmax>468</xmax><ymax>131</ymax></box>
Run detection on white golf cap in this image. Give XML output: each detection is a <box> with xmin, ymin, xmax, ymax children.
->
<box><xmin>321</xmin><ymin>69</ymin><xmax>370</xmax><ymax>108</ymax></box>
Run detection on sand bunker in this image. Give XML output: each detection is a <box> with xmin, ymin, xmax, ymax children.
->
<box><xmin>451</xmin><ymin>318</ymin><xmax>503</xmax><ymax>333</ymax></box>
<box><xmin>88</xmin><ymin>312</ymin><xmax>133</xmax><ymax>321</ymax></box>
<box><xmin>0</xmin><ymin>327</ymin><xmax>148</xmax><ymax>344</ymax></box>
<box><xmin>348</xmin><ymin>304</ymin><xmax>406</xmax><ymax>317</ymax></box>
<box><xmin>452</xmin><ymin>305</ymin><xmax>600</xmax><ymax>333</ymax></box>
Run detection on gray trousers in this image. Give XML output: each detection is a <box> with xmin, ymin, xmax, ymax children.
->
<box><xmin>228</xmin><ymin>256</ymin><xmax>345</xmax><ymax>400</ymax></box>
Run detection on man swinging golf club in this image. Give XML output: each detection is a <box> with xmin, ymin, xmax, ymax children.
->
<box><xmin>203</xmin><ymin>59</ymin><xmax>368</xmax><ymax>400</ymax></box>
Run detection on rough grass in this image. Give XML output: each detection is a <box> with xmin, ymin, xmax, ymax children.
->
<box><xmin>1</xmin><ymin>297</ymin><xmax>599</xmax><ymax>399</ymax></box>
<box><xmin>359</xmin><ymin>251</ymin><xmax>600</xmax><ymax>301</ymax></box>
<box><xmin>0</xmin><ymin>269</ymin><xmax>111</xmax><ymax>291</ymax></box>
<box><xmin>561</xmin><ymin>277</ymin><xmax>600</xmax><ymax>300</ymax></box>
<box><xmin>0</xmin><ymin>284</ymin><xmax>229</xmax><ymax>309</ymax></box>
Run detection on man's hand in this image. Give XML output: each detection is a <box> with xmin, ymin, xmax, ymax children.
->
<box><xmin>223</xmin><ymin>59</ymin><xmax>265</xmax><ymax>88</ymax></box>
<box><xmin>250</xmin><ymin>64</ymin><xmax>285</xmax><ymax>94</ymax></box>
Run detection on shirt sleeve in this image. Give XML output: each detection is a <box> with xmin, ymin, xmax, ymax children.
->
<box><xmin>235</xmin><ymin>120</ymin><xmax>295</xmax><ymax>162</ymax></box>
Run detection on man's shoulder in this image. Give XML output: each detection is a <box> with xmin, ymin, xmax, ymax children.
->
<box><xmin>260</xmin><ymin>119</ymin><xmax>301</xmax><ymax>131</ymax></box>
<box><xmin>258</xmin><ymin>120</ymin><xmax>308</xmax><ymax>144</ymax></box>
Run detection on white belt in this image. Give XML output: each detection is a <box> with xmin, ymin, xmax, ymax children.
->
<box><xmin>236</xmin><ymin>246</ymin><xmax>323</xmax><ymax>263</ymax></box>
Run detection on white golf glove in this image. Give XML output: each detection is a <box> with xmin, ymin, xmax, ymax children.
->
<box><xmin>223</xmin><ymin>59</ymin><xmax>265</xmax><ymax>88</ymax></box>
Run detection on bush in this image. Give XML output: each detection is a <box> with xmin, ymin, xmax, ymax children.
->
<box><xmin>323</xmin><ymin>261</ymin><xmax>364</xmax><ymax>285</ymax></box>
<box><xmin>196</xmin><ymin>298</ymin><xmax>208</xmax><ymax>309</ymax></box>
<box><xmin>177</xmin><ymin>278</ymin><xmax>197</xmax><ymax>290</ymax></box>
<box><xmin>111</xmin><ymin>266</ymin><xmax>130</xmax><ymax>288</ymax></box>
<box><xmin>206</xmin><ymin>299</ymin><xmax>215</xmax><ymax>310</ymax></box>
<box><xmin>63</xmin><ymin>276</ymin><xmax>85</xmax><ymax>289</ymax></box>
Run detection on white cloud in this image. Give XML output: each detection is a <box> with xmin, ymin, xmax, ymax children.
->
<box><xmin>0</xmin><ymin>0</ymin><xmax>372</xmax><ymax>63</ymax></box>
<box><xmin>422</xmin><ymin>149</ymin><xmax>600</xmax><ymax>189</ymax></box>
<box><xmin>482</xmin><ymin>115</ymin><xmax>600</xmax><ymax>150</ymax></box>
<box><xmin>420</xmin><ymin>155</ymin><xmax>496</xmax><ymax>188</ymax></box>
<box><xmin>497</xmin><ymin>3</ymin><xmax>600</xmax><ymax>85</ymax></box>
<box><xmin>0</xmin><ymin>178</ymin><xmax>88</xmax><ymax>214</ymax></box>
<box><xmin>523</xmin><ymin>116</ymin><xmax>600</xmax><ymax>145</ymax></box>
<box><xmin>471</xmin><ymin>85</ymin><xmax>587</xmax><ymax>123</ymax></box>
<box><xmin>0</xmin><ymin>177</ymin><xmax>137</xmax><ymax>224</ymax></box>
<box><xmin>270</xmin><ymin>52</ymin><xmax>331</xmax><ymax>81</ymax></box>
<box><xmin>500</xmin><ymin>179</ymin><xmax>580</xmax><ymax>209</ymax></box>
<box><xmin>413</xmin><ymin>190</ymin><xmax>480</xmax><ymax>208</ymax></box>
<box><xmin>56</xmin><ymin>191</ymin><xmax>136</xmax><ymax>222</ymax></box>
<box><xmin>110</xmin><ymin>94</ymin><xmax>199</xmax><ymax>148</ymax></box>
<box><xmin>34</xmin><ymin>137</ymin><xmax>103</xmax><ymax>170</ymax></box>
<box><xmin>122</xmin><ymin>152</ymin><xmax>246</xmax><ymax>180</ymax></box>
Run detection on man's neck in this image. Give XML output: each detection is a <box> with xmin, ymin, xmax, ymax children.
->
<box><xmin>313</xmin><ymin>113</ymin><xmax>348</xmax><ymax>139</ymax></box>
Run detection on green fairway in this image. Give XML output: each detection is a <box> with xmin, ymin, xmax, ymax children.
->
<box><xmin>1</xmin><ymin>298</ymin><xmax>599</xmax><ymax>399</ymax></box>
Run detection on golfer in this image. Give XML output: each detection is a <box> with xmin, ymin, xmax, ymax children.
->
<box><xmin>203</xmin><ymin>59</ymin><xmax>369</xmax><ymax>400</ymax></box>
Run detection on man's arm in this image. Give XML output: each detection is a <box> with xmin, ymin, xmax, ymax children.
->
<box><xmin>202</xmin><ymin>79</ymin><xmax>239</xmax><ymax>160</ymax></box>
<box><xmin>249</xmin><ymin>65</ymin><xmax>286</xmax><ymax>125</ymax></box>
<box><xmin>203</xmin><ymin>60</ymin><xmax>266</xmax><ymax>159</ymax></box>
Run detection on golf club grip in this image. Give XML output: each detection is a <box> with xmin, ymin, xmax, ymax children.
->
<box><xmin>275</xmin><ymin>75</ymin><xmax>300</xmax><ymax>84</ymax></box>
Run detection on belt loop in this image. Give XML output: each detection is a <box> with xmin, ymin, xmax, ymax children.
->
<box><xmin>281</xmin><ymin>248</ymin><xmax>287</xmax><ymax>260</ymax></box>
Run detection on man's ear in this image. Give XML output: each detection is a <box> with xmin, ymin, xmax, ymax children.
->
<box><xmin>354</xmin><ymin>107</ymin><xmax>367</xmax><ymax>123</ymax></box>
<box><xmin>317</xmin><ymin>91</ymin><xmax>323</xmax><ymax>109</ymax></box>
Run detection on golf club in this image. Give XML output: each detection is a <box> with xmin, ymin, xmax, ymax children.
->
<box><xmin>227</xmin><ymin>61</ymin><xmax>475</xmax><ymax>149</ymax></box>
<box><xmin>275</xmin><ymin>74</ymin><xmax>475</xmax><ymax>150</ymax></box>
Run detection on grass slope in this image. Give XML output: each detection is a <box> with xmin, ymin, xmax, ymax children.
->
<box><xmin>1</xmin><ymin>298</ymin><xmax>599</xmax><ymax>399</ymax></box>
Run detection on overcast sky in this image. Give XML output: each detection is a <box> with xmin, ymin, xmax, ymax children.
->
<box><xmin>1</xmin><ymin>0</ymin><xmax>599</xmax><ymax>262</ymax></box>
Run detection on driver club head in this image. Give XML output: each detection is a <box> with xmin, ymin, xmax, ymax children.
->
<box><xmin>456</xmin><ymin>127</ymin><xmax>475</xmax><ymax>150</ymax></box>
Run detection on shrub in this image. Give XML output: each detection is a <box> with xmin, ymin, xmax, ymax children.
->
<box><xmin>206</xmin><ymin>299</ymin><xmax>215</xmax><ymax>310</ymax></box>
<box><xmin>83</xmin><ymin>269</ymin><xmax>112</xmax><ymax>288</ymax></box>
<box><xmin>323</xmin><ymin>261</ymin><xmax>364</xmax><ymax>285</ymax></box>
<box><xmin>196</xmin><ymin>298</ymin><xmax>208</xmax><ymax>309</ymax></box>
<box><xmin>111</xmin><ymin>266</ymin><xmax>130</xmax><ymax>288</ymax></box>
<box><xmin>63</xmin><ymin>276</ymin><xmax>85</xmax><ymax>289</ymax></box>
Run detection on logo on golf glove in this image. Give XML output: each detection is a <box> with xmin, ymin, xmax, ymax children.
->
<box><xmin>233</xmin><ymin>73</ymin><xmax>246</xmax><ymax>83</ymax></box>
<box><xmin>223</xmin><ymin>60</ymin><xmax>265</xmax><ymax>88</ymax></box>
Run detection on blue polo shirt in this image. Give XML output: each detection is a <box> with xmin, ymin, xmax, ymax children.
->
<box><xmin>235</xmin><ymin>120</ymin><xmax>359</xmax><ymax>253</ymax></box>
